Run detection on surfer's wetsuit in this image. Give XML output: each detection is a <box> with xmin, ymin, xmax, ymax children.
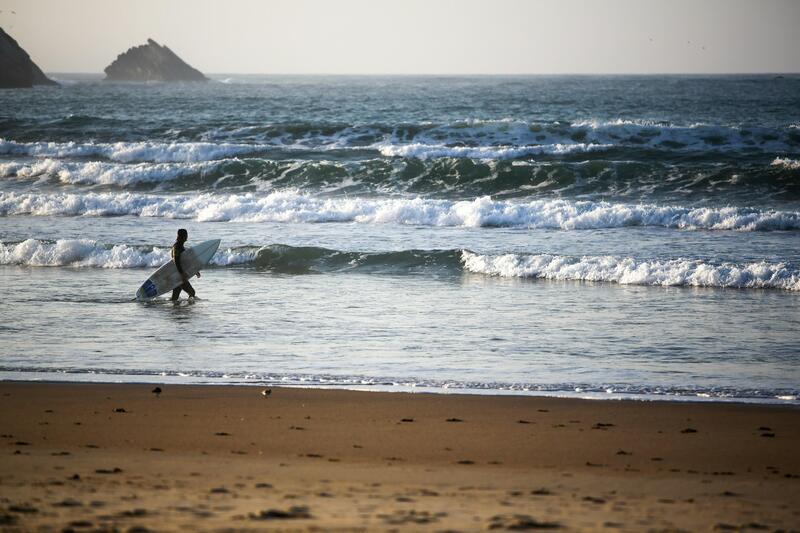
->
<box><xmin>171</xmin><ymin>240</ymin><xmax>196</xmax><ymax>300</ymax></box>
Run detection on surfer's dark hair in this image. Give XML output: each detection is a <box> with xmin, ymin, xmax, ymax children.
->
<box><xmin>177</xmin><ymin>228</ymin><xmax>188</xmax><ymax>239</ymax></box>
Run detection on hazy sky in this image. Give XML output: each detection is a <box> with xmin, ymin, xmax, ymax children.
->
<box><xmin>2</xmin><ymin>0</ymin><xmax>799</xmax><ymax>74</ymax></box>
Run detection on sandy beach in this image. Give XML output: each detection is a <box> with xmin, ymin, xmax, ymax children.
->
<box><xmin>0</xmin><ymin>382</ymin><xmax>797</xmax><ymax>531</ymax></box>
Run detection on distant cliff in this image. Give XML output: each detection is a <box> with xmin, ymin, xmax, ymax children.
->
<box><xmin>104</xmin><ymin>38</ymin><xmax>207</xmax><ymax>82</ymax></box>
<box><xmin>0</xmin><ymin>27</ymin><xmax>58</xmax><ymax>88</ymax></box>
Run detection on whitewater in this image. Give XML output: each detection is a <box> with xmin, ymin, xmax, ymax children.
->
<box><xmin>1</xmin><ymin>74</ymin><xmax>798</xmax><ymax>403</ymax></box>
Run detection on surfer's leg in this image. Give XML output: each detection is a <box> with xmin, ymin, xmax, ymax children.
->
<box><xmin>183</xmin><ymin>281</ymin><xmax>196</xmax><ymax>298</ymax></box>
<box><xmin>170</xmin><ymin>286</ymin><xmax>181</xmax><ymax>301</ymax></box>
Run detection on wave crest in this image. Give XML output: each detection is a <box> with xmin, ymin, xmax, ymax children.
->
<box><xmin>0</xmin><ymin>158</ymin><xmax>220</xmax><ymax>186</ymax></box>
<box><xmin>462</xmin><ymin>251</ymin><xmax>800</xmax><ymax>291</ymax></box>
<box><xmin>376</xmin><ymin>142</ymin><xmax>611</xmax><ymax>160</ymax></box>
<box><xmin>772</xmin><ymin>157</ymin><xmax>800</xmax><ymax>170</ymax></box>
<box><xmin>0</xmin><ymin>138</ymin><xmax>262</xmax><ymax>163</ymax></box>
<box><xmin>2</xmin><ymin>191</ymin><xmax>798</xmax><ymax>231</ymax></box>
<box><xmin>3</xmin><ymin>239</ymin><xmax>798</xmax><ymax>292</ymax></box>
<box><xmin>3</xmin><ymin>116</ymin><xmax>798</xmax><ymax>166</ymax></box>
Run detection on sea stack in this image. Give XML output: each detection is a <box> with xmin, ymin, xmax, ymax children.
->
<box><xmin>104</xmin><ymin>38</ymin><xmax>207</xmax><ymax>82</ymax></box>
<box><xmin>0</xmin><ymin>27</ymin><xmax>58</xmax><ymax>88</ymax></box>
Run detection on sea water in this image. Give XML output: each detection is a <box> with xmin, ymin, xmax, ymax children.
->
<box><xmin>1</xmin><ymin>75</ymin><xmax>798</xmax><ymax>402</ymax></box>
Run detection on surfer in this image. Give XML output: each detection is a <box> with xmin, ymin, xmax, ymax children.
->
<box><xmin>171</xmin><ymin>228</ymin><xmax>198</xmax><ymax>300</ymax></box>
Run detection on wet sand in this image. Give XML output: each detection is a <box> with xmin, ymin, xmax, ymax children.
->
<box><xmin>0</xmin><ymin>382</ymin><xmax>798</xmax><ymax>531</ymax></box>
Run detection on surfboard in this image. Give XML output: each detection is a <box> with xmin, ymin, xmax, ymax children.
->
<box><xmin>135</xmin><ymin>239</ymin><xmax>220</xmax><ymax>300</ymax></box>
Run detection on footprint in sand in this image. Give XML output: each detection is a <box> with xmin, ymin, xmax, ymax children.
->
<box><xmin>583</xmin><ymin>496</ymin><xmax>606</xmax><ymax>504</ymax></box>
<box><xmin>8</xmin><ymin>504</ymin><xmax>38</xmax><ymax>514</ymax></box>
<box><xmin>94</xmin><ymin>467</ymin><xmax>123</xmax><ymax>474</ymax></box>
<box><xmin>379</xmin><ymin>510</ymin><xmax>446</xmax><ymax>525</ymax></box>
<box><xmin>488</xmin><ymin>514</ymin><xmax>559</xmax><ymax>529</ymax></box>
<box><xmin>249</xmin><ymin>506</ymin><xmax>311</xmax><ymax>520</ymax></box>
<box><xmin>117</xmin><ymin>508</ymin><xmax>148</xmax><ymax>518</ymax></box>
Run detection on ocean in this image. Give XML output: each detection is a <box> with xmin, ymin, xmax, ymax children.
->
<box><xmin>1</xmin><ymin>74</ymin><xmax>798</xmax><ymax>403</ymax></box>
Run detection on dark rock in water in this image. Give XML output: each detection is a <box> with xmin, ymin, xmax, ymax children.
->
<box><xmin>0</xmin><ymin>27</ymin><xmax>58</xmax><ymax>88</ymax></box>
<box><xmin>104</xmin><ymin>38</ymin><xmax>207</xmax><ymax>82</ymax></box>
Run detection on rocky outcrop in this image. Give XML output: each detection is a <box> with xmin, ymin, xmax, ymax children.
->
<box><xmin>0</xmin><ymin>27</ymin><xmax>58</xmax><ymax>88</ymax></box>
<box><xmin>104</xmin><ymin>39</ymin><xmax>207</xmax><ymax>82</ymax></box>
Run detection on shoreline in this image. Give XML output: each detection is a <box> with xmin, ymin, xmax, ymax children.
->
<box><xmin>2</xmin><ymin>376</ymin><xmax>797</xmax><ymax>406</ymax></box>
<box><xmin>1</xmin><ymin>381</ymin><xmax>799</xmax><ymax>531</ymax></box>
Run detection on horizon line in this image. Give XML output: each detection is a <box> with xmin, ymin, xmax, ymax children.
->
<box><xmin>46</xmin><ymin>71</ymin><xmax>800</xmax><ymax>77</ymax></box>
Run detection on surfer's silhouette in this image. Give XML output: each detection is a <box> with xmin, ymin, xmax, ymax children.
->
<box><xmin>171</xmin><ymin>228</ymin><xmax>198</xmax><ymax>300</ymax></box>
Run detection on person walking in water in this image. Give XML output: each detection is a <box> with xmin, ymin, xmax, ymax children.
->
<box><xmin>171</xmin><ymin>228</ymin><xmax>198</xmax><ymax>300</ymax></box>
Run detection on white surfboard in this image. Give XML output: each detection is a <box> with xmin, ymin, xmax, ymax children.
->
<box><xmin>136</xmin><ymin>239</ymin><xmax>220</xmax><ymax>300</ymax></box>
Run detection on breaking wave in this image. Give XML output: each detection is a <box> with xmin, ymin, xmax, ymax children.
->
<box><xmin>2</xmin><ymin>191</ymin><xmax>799</xmax><ymax>231</ymax></box>
<box><xmin>461</xmin><ymin>251</ymin><xmax>800</xmax><ymax>291</ymax></box>
<box><xmin>0</xmin><ymin>158</ymin><xmax>220</xmax><ymax>186</ymax></box>
<box><xmin>2</xmin><ymin>117</ymin><xmax>798</xmax><ymax>166</ymax></box>
<box><xmin>155</xmin><ymin>118</ymin><xmax>800</xmax><ymax>155</ymax></box>
<box><xmin>375</xmin><ymin>141</ymin><xmax>612</xmax><ymax>160</ymax></box>
<box><xmin>0</xmin><ymin>239</ymin><xmax>173</xmax><ymax>268</ymax></box>
<box><xmin>772</xmin><ymin>157</ymin><xmax>800</xmax><ymax>170</ymax></box>
<box><xmin>0</xmin><ymin>138</ymin><xmax>264</xmax><ymax>163</ymax></box>
<box><xmin>2</xmin><ymin>239</ymin><xmax>798</xmax><ymax>291</ymax></box>
<box><xmin>0</xmin><ymin>239</ymin><xmax>457</xmax><ymax>273</ymax></box>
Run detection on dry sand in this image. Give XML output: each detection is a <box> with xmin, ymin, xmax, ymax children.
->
<box><xmin>0</xmin><ymin>382</ymin><xmax>798</xmax><ymax>531</ymax></box>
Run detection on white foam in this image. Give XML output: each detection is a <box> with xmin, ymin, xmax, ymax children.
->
<box><xmin>0</xmin><ymin>239</ymin><xmax>254</xmax><ymax>269</ymax></box>
<box><xmin>0</xmin><ymin>239</ymin><xmax>169</xmax><ymax>268</ymax></box>
<box><xmin>0</xmin><ymin>158</ymin><xmax>219</xmax><ymax>186</ymax></box>
<box><xmin>3</xmin><ymin>116</ymin><xmax>794</xmax><ymax>167</ymax></box>
<box><xmin>376</xmin><ymin>142</ymin><xmax>611</xmax><ymax>160</ymax></box>
<box><xmin>771</xmin><ymin>157</ymin><xmax>800</xmax><ymax>170</ymax></box>
<box><xmin>377</xmin><ymin>118</ymin><xmax>797</xmax><ymax>154</ymax></box>
<box><xmin>461</xmin><ymin>251</ymin><xmax>800</xmax><ymax>291</ymax></box>
<box><xmin>0</xmin><ymin>138</ymin><xmax>263</xmax><ymax>163</ymax></box>
<box><xmin>2</xmin><ymin>191</ymin><xmax>799</xmax><ymax>231</ymax></box>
